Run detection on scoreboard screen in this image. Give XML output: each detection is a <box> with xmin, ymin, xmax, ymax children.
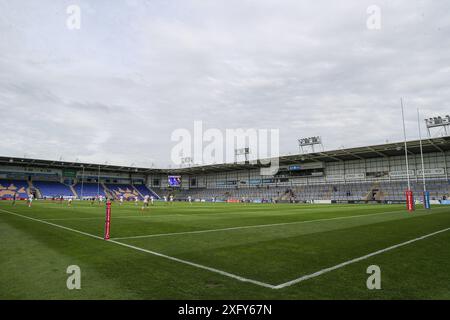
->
<box><xmin>168</xmin><ymin>176</ymin><xmax>182</xmax><ymax>187</ymax></box>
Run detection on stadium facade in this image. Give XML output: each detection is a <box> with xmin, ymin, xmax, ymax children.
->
<box><xmin>1</xmin><ymin>137</ymin><xmax>450</xmax><ymax>203</ymax></box>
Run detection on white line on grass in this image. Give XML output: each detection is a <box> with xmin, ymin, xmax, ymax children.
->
<box><xmin>39</xmin><ymin>203</ymin><xmax>394</xmax><ymax>220</ymax></box>
<box><xmin>0</xmin><ymin>208</ymin><xmax>275</xmax><ymax>289</ymax></box>
<box><xmin>42</xmin><ymin>214</ymin><xmax>183</xmax><ymax>221</ymax></box>
<box><xmin>41</xmin><ymin>206</ymin><xmax>400</xmax><ymax>221</ymax></box>
<box><xmin>106</xmin><ymin>239</ymin><xmax>275</xmax><ymax>289</ymax></box>
<box><xmin>1</xmin><ymin>207</ymin><xmax>449</xmax><ymax>290</ymax></box>
<box><xmin>0</xmin><ymin>208</ymin><xmax>103</xmax><ymax>240</ymax></box>
<box><xmin>109</xmin><ymin>208</ymin><xmax>422</xmax><ymax>240</ymax></box>
<box><xmin>273</xmin><ymin>226</ymin><xmax>450</xmax><ymax>289</ymax></box>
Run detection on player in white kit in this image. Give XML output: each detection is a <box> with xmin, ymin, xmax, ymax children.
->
<box><xmin>134</xmin><ymin>196</ymin><xmax>139</xmax><ymax>205</ymax></box>
<box><xmin>27</xmin><ymin>193</ymin><xmax>33</xmax><ymax>207</ymax></box>
<box><xmin>150</xmin><ymin>195</ymin><xmax>154</xmax><ymax>206</ymax></box>
<box><xmin>142</xmin><ymin>195</ymin><xmax>150</xmax><ymax>211</ymax></box>
<box><xmin>119</xmin><ymin>195</ymin><xmax>124</xmax><ymax>206</ymax></box>
<box><xmin>188</xmin><ymin>196</ymin><xmax>192</xmax><ymax>204</ymax></box>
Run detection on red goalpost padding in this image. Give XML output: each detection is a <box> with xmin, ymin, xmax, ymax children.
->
<box><xmin>406</xmin><ymin>190</ymin><xmax>415</xmax><ymax>212</ymax></box>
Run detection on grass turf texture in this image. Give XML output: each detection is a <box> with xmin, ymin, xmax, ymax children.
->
<box><xmin>0</xmin><ymin>200</ymin><xmax>449</xmax><ymax>299</ymax></box>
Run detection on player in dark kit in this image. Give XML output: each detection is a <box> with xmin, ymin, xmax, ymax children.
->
<box><xmin>12</xmin><ymin>192</ymin><xmax>17</xmax><ymax>206</ymax></box>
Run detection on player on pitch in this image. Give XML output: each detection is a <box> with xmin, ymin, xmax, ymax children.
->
<box><xmin>27</xmin><ymin>192</ymin><xmax>33</xmax><ymax>208</ymax></box>
<box><xmin>141</xmin><ymin>194</ymin><xmax>150</xmax><ymax>211</ymax></box>
<box><xmin>12</xmin><ymin>192</ymin><xmax>17</xmax><ymax>206</ymax></box>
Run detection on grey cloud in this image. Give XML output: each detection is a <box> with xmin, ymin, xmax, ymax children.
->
<box><xmin>0</xmin><ymin>0</ymin><xmax>449</xmax><ymax>166</ymax></box>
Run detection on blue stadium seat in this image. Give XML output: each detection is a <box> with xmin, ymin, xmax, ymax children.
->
<box><xmin>73</xmin><ymin>183</ymin><xmax>106</xmax><ymax>197</ymax></box>
<box><xmin>0</xmin><ymin>179</ymin><xmax>29</xmax><ymax>199</ymax></box>
<box><xmin>33</xmin><ymin>181</ymin><xmax>74</xmax><ymax>198</ymax></box>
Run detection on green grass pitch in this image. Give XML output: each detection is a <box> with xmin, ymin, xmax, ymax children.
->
<box><xmin>1</xmin><ymin>200</ymin><xmax>450</xmax><ymax>299</ymax></box>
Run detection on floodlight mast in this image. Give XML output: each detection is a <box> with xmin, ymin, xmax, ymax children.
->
<box><xmin>425</xmin><ymin>115</ymin><xmax>450</xmax><ymax>137</ymax></box>
<box><xmin>234</xmin><ymin>148</ymin><xmax>250</xmax><ymax>163</ymax></box>
<box><xmin>298</xmin><ymin>136</ymin><xmax>323</xmax><ymax>154</ymax></box>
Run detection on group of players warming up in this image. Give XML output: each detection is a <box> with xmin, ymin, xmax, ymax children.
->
<box><xmin>13</xmin><ymin>192</ymin><xmax>194</xmax><ymax>211</ymax></box>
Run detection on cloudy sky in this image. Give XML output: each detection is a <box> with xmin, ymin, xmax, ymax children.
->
<box><xmin>0</xmin><ymin>0</ymin><xmax>449</xmax><ymax>167</ymax></box>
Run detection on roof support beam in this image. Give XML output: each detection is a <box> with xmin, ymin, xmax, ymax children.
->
<box><xmin>318</xmin><ymin>152</ymin><xmax>342</xmax><ymax>162</ymax></box>
<box><xmin>341</xmin><ymin>150</ymin><xmax>364</xmax><ymax>160</ymax></box>
<box><xmin>367</xmin><ymin>147</ymin><xmax>388</xmax><ymax>158</ymax></box>
<box><xmin>426</xmin><ymin>139</ymin><xmax>444</xmax><ymax>152</ymax></box>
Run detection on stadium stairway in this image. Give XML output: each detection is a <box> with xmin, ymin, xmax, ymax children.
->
<box><xmin>363</xmin><ymin>182</ymin><xmax>385</xmax><ymax>201</ymax></box>
<box><xmin>27</xmin><ymin>180</ymin><xmax>41</xmax><ymax>198</ymax></box>
<box><xmin>70</xmin><ymin>185</ymin><xmax>78</xmax><ymax>198</ymax></box>
<box><xmin>372</xmin><ymin>182</ymin><xmax>385</xmax><ymax>201</ymax></box>
<box><xmin>364</xmin><ymin>184</ymin><xmax>374</xmax><ymax>201</ymax></box>
<box><xmin>376</xmin><ymin>189</ymin><xmax>386</xmax><ymax>201</ymax></box>
<box><xmin>326</xmin><ymin>185</ymin><xmax>333</xmax><ymax>200</ymax></box>
<box><xmin>133</xmin><ymin>185</ymin><xmax>161</xmax><ymax>199</ymax></box>
<box><xmin>279</xmin><ymin>193</ymin><xmax>290</xmax><ymax>201</ymax></box>
<box><xmin>152</xmin><ymin>188</ymin><xmax>161</xmax><ymax>199</ymax></box>
<box><xmin>293</xmin><ymin>186</ymin><xmax>309</xmax><ymax>201</ymax></box>
<box><xmin>102</xmin><ymin>183</ymin><xmax>114</xmax><ymax>199</ymax></box>
<box><xmin>132</xmin><ymin>185</ymin><xmax>144</xmax><ymax>199</ymax></box>
<box><xmin>148</xmin><ymin>187</ymin><xmax>162</xmax><ymax>199</ymax></box>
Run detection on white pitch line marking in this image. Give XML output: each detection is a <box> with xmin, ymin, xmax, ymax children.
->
<box><xmin>40</xmin><ymin>207</ymin><xmax>393</xmax><ymax>221</ymax></box>
<box><xmin>110</xmin><ymin>208</ymin><xmax>419</xmax><ymax>240</ymax></box>
<box><xmin>0</xmin><ymin>208</ymin><xmax>275</xmax><ymax>289</ymax></box>
<box><xmin>42</xmin><ymin>214</ymin><xmax>185</xmax><ymax>221</ymax></box>
<box><xmin>273</xmin><ymin>226</ymin><xmax>450</xmax><ymax>289</ymax></box>
<box><xmin>1</xmin><ymin>207</ymin><xmax>448</xmax><ymax>290</ymax></box>
<box><xmin>0</xmin><ymin>208</ymin><xmax>103</xmax><ymax>240</ymax></box>
<box><xmin>107</xmin><ymin>239</ymin><xmax>275</xmax><ymax>289</ymax></box>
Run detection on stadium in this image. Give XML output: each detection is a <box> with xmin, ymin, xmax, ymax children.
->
<box><xmin>2</xmin><ymin>0</ymin><xmax>450</xmax><ymax>306</ymax></box>
<box><xmin>1</xmin><ymin>134</ymin><xmax>450</xmax><ymax>299</ymax></box>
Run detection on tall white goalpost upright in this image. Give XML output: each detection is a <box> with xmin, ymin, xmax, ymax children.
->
<box><xmin>417</xmin><ymin>108</ymin><xmax>431</xmax><ymax>209</ymax></box>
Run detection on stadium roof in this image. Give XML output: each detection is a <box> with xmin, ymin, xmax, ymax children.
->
<box><xmin>1</xmin><ymin>136</ymin><xmax>450</xmax><ymax>175</ymax></box>
<box><xmin>0</xmin><ymin>157</ymin><xmax>164</xmax><ymax>175</ymax></box>
<box><xmin>172</xmin><ymin>136</ymin><xmax>450</xmax><ymax>174</ymax></box>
